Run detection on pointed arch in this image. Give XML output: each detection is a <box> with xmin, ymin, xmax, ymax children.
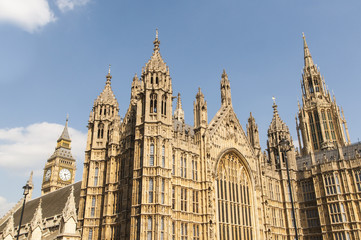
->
<box><xmin>214</xmin><ymin>148</ymin><xmax>255</xmax><ymax>240</ymax></box>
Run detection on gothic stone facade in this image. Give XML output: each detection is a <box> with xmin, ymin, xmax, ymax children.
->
<box><xmin>2</xmin><ymin>33</ymin><xmax>361</xmax><ymax>240</ymax></box>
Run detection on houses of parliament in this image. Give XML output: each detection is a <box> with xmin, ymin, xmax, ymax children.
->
<box><xmin>1</xmin><ymin>32</ymin><xmax>361</xmax><ymax>240</ymax></box>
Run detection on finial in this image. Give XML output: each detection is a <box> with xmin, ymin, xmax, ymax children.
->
<box><xmin>272</xmin><ymin>96</ymin><xmax>276</xmax><ymax>105</ymax></box>
<box><xmin>66</xmin><ymin>114</ymin><xmax>69</xmax><ymax>122</ymax></box>
<box><xmin>302</xmin><ymin>32</ymin><xmax>305</xmax><ymax>39</ymax></box>
<box><xmin>106</xmin><ymin>64</ymin><xmax>112</xmax><ymax>85</ymax></box>
<box><xmin>153</xmin><ymin>29</ymin><xmax>160</xmax><ymax>52</ymax></box>
<box><xmin>27</xmin><ymin>171</ymin><xmax>33</xmax><ymax>185</ymax></box>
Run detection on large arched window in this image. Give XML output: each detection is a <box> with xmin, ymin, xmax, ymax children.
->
<box><xmin>216</xmin><ymin>152</ymin><xmax>253</xmax><ymax>240</ymax></box>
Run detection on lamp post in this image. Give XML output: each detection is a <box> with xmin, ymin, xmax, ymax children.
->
<box><xmin>279</xmin><ymin>138</ymin><xmax>299</xmax><ymax>240</ymax></box>
<box><xmin>16</xmin><ymin>182</ymin><xmax>32</xmax><ymax>240</ymax></box>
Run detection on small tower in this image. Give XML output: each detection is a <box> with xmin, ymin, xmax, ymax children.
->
<box><xmin>220</xmin><ymin>69</ymin><xmax>232</xmax><ymax>106</ymax></box>
<box><xmin>247</xmin><ymin>112</ymin><xmax>261</xmax><ymax>152</ymax></box>
<box><xmin>41</xmin><ymin>117</ymin><xmax>76</xmax><ymax>195</ymax></box>
<box><xmin>297</xmin><ymin>33</ymin><xmax>350</xmax><ymax>155</ymax></box>
<box><xmin>174</xmin><ymin>93</ymin><xmax>185</xmax><ymax>123</ymax></box>
<box><xmin>267</xmin><ymin>99</ymin><xmax>296</xmax><ymax>169</ymax></box>
<box><xmin>194</xmin><ymin>87</ymin><xmax>207</xmax><ymax>145</ymax></box>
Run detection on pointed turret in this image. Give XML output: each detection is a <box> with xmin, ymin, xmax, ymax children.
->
<box><xmin>30</xmin><ymin>200</ymin><xmax>43</xmax><ymax>240</ymax></box>
<box><xmin>62</xmin><ymin>186</ymin><xmax>77</xmax><ymax>221</ymax></box>
<box><xmin>194</xmin><ymin>87</ymin><xmax>207</xmax><ymax>129</ymax></box>
<box><xmin>143</xmin><ymin>29</ymin><xmax>169</xmax><ymax>75</ymax></box>
<box><xmin>2</xmin><ymin>213</ymin><xmax>15</xmax><ymax>240</ymax></box>
<box><xmin>58</xmin><ymin>116</ymin><xmax>71</xmax><ymax>142</ymax></box>
<box><xmin>267</xmin><ymin>98</ymin><xmax>295</xmax><ymax>168</ymax></box>
<box><xmin>131</xmin><ymin>73</ymin><xmax>142</xmax><ymax>104</ymax></box>
<box><xmin>26</xmin><ymin>171</ymin><xmax>34</xmax><ymax>200</ymax></box>
<box><xmin>247</xmin><ymin>112</ymin><xmax>261</xmax><ymax>151</ymax></box>
<box><xmin>220</xmin><ymin>69</ymin><xmax>232</xmax><ymax>106</ymax></box>
<box><xmin>94</xmin><ymin>65</ymin><xmax>119</xmax><ymax>108</ymax></box>
<box><xmin>174</xmin><ymin>93</ymin><xmax>185</xmax><ymax>123</ymax></box>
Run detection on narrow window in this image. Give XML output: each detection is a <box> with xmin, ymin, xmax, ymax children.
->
<box><xmin>160</xmin><ymin>217</ymin><xmax>164</xmax><ymax>240</ymax></box>
<box><xmin>91</xmin><ymin>197</ymin><xmax>96</xmax><ymax>217</ymax></box>
<box><xmin>172</xmin><ymin>187</ymin><xmax>175</xmax><ymax>209</ymax></box>
<box><xmin>147</xmin><ymin>217</ymin><xmax>153</xmax><ymax>240</ymax></box>
<box><xmin>150</xmin><ymin>94</ymin><xmax>157</xmax><ymax>113</ymax></box>
<box><xmin>94</xmin><ymin>167</ymin><xmax>99</xmax><ymax>186</ymax></box>
<box><xmin>172</xmin><ymin>222</ymin><xmax>176</xmax><ymax>240</ymax></box>
<box><xmin>97</xmin><ymin>123</ymin><xmax>104</xmax><ymax>139</ymax></box>
<box><xmin>88</xmin><ymin>229</ymin><xmax>93</xmax><ymax>240</ymax></box>
<box><xmin>161</xmin><ymin>179</ymin><xmax>165</xmax><ymax>204</ymax></box>
<box><xmin>162</xmin><ymin>145</ymin><xmax>165</xmax><ymax>167</ymax></box>
<box><xmin>140</xmin><ymin>144</ymin><xmax>143</xmax><ymax>168</ymax></box>
<box><xmin>156</xmin><ymin>76</ymin><xmax>159</xmax><ymax>84</ymax></box>
<box><xmin>172</xmin><ymin>154</ymin><xmax>175</xmax><ymax>175</ymax></box>
<box><xmin>150</xmin><ymin>143</ymin><xmax>154</xmax><ymax>166</ymax></box>
<box><xmin>149</xmin><ymin>178</ymin><xmax>154</xmax><ymax>203</ymax></box>
<box><xmin>151</xmin><ymin>76</ymin><xmax>153</xmax><ymax>84</ymax></box>
<box><xmin>184</xmin><ymin>156</ymin><xmax>187</xmax><ymax>178</ymax></box>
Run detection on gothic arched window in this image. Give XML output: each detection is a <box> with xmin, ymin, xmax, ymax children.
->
<box><xmin>308</xmin><ymin>78</ymin><xmax>314</xmax><ymax>94</ymax></box>
<box><xmin>150</xmin><ymin>94</ymin><xmax>157</xmax><ymax>113</ymax></box>
<box><xmin>97</xmin><ymin>123</ymin><xmax>104</xmax><ymax>139</ymax></box>
<box><xmin>216</xmin><ymin>152</ymin><xmax>253</xmax><ymax>240</ymax></box>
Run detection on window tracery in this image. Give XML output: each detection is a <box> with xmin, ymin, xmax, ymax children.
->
<box><xmin>216</xmin><ymin>152</ymin><xmax>253</xmax><ymax>240</ymax></box>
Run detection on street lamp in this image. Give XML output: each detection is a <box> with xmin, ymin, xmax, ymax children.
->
<box><xmin>279</xmin><ymin>138</ymin><xmax>299</xmax><ymax>240</ymax></box>
<box><xmin>16</xmin><ymin>182</ymin><xmax>32</xmax><ymax>240</ymax></box>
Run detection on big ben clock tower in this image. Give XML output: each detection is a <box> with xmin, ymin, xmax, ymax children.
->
<box><xmin>41</xmin><ymin>117</ymin><xmax>76</xmax><ymax>195</ymax></box>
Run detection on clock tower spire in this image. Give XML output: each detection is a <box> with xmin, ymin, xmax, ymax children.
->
<box><xmin>41</xmin><ymin>116</ymin><xmax>76</xmax><ymax>195</ymax></box>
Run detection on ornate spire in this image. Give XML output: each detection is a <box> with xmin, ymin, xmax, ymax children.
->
<box><xmin>94</xmin><ymin>67</ymin><xmax>118</xmax><ymax>107</ymax></box>
<box><xmin>174</xmin><ymin>93</ymin><xmax>185</xmax><ymax>123</ymax></box>
<box><xmin>106</xmin><ymin>64</ymin><xmax>112</xmax><ymax>85</ymax></box>
<box><xmin>268</xmin><ymin>97</ymin><xmax>288</xmax><ymax>133</ymax></box>
<box><xmin>196</xmin><ymin>87</ymin><xmax>204</xmax><ymax>99</ymax></box>
<box><xmin>144</xmin><ymin>29</ymin><xmax>168</xmax><ymax>73</ymax></box>
<box><xmin>26</xmin><ymin>171</ymin><xmax>34</xmax><ymax>200</ymax></box>
<box><xmin>220</xmin><ymin>69</ymin><xmax>232</xmax><ymax>106</ymax></box>
<box><xmin>153</xmin><ymin>28</ymin><xmax>160</xmax><ymax>52</ymax></box>
<box><xmin>58</xmin><ymin>116</ymin><xmax>71</xmax><ymax>142</ymax></box>
<box><xmin>303</xmin><ymin>32</ymin><xmax>314</xmax><ymax>68</ymax></box>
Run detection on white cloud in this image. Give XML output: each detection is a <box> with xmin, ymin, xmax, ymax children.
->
<box><xmin>0</xmin><ymin>196</ymin><xmax>16</xmax><ymax>217</ymax></box>
<box><xmin>56</xmin><ymin>0</ymin><xmax>90</xmax><ymax>12</ymax></box>
<box><xmin>0</xmin><ymin>122</ymin><xmax>87</xmax><ymax>174</ymax></box>
<box><xmin>0</xmin><ymin>0</ymin><xmax>56</xmax><ymax>32</ymax></box>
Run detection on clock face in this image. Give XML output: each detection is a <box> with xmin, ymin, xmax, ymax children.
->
<box><xmin>45</xmin><ymin>169</ymin><xmax>51</xmax><ymax>181</ymax></box>
<box><xmin>59</xmin><ymin>168</ymin><xmax>71</xmax><ymax>181</ymax></box>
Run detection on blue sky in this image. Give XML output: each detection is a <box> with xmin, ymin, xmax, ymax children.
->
<box><xmin>1</xmin><ymin>0</ymin><xmax>361</xmax><ymax>215</ymax></box>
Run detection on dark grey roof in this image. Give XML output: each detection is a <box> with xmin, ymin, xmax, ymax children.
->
<box><xmin>173</xmin><ymin>119</ymin><xmax>194</xmax><ymax>136</ymax></box>
<box><xmin>58</xmin><ymin>120</ymin><xmax>71</xmax><ymax>142</ymax></box>
<box><xmin>0</xmin><ymin>181</ymin><xmax>81</xmax><ymax>232</ymax></box>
